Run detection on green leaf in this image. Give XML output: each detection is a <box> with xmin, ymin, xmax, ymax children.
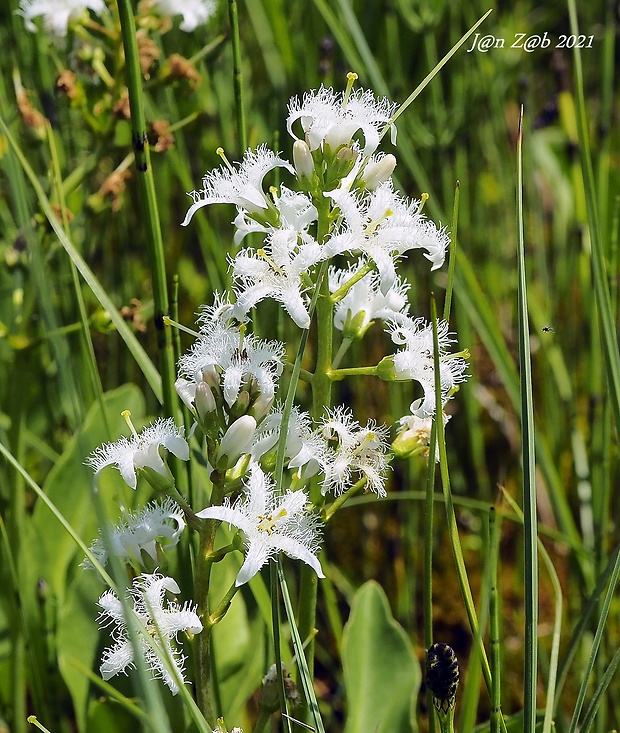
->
<box><xmin>57</xmin><ymin>571</ymin><xmax>105</xmax><ymax>733</ymax></box>
<box><xmin>342</xmin><ymin>581</ymin><xmax>420</xmax><ymax>733</ymax></box>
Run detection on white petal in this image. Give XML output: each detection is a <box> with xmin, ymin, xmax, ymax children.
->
<box><xmin>100</xmin><ymin>640</ymin><xmax>134</xmax><ymax>679</ymax></box>
<box><xmin>195</xmin><ymin>505</ymin><xmax>254</xmax><ymax>534</ymax></box>
<box><xmin>235</xmin><ymin>541</ymin><xmax>271</xmax><ymax>586</ymax></box>
<box><xmin>269</xmin><ymin>535</ymin><xmax>325</xmax><ymax>578</ymax></box>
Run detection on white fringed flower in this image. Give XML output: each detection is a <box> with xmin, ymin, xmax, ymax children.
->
<box><xmin>17</xmin><ymin>0</ymin><xmax>105</xmax><ymax>36</ymax></box>
<box><xmin>319</xmin><ymin>407</ymin><xmax>390</xmax><ymax>496</ymax></box>
<box><xmin>386</xmin><ymin>317</ymin><xmax>468</xmax><ymax>416</ymax></box>
<box><xmin>97</xmin><ymin>573</ymin><xmax>202</xmax><ymax>695</ymax></box>
<box><xmin>250</xmin><ymin>405</ymin><xmax>326</xmax><ymax>479</ymax></box>
<box><xmin>182</xmin><ymin>145</ymin><xmax>294</xmax><ymax>225</ymax></box>
<box><xmin>325</xmin><ymin>181</ymin><xmax>450</xmax><ymax>294</ymax></box>
<box><xmin>82</xmin><ymin>498</ymin><xmax>186</xmax><ymax>570</ymax></box>
<box><xmin>196</xmin><ymin>463</ymin><xmax>324</xmax><ymax>586</ymax></box>
<box><xmin>86</xmin><ymin>417</ymin><xmax>189</xmax><ymax>490</ymax></box>
<box><xmin>231</xmin><ymin>228</ymin><xmax>324</xmax><ymax>328</ymax></box>
<box><xmin>232</xmin><ymin>185</ymin><xmax>318</xmax><ymax>246</ymax></box>
<box><xmin>151</xmin><ymin>0</ymin><xmax>216</xmax><ymax>31</ymax></box>
<box><xmin>329</xmin><ymin>265</ymin><xmax>410</xmax><ymax>337</ymax></box>
<box><xmin>286</xmin><ymin>85</ymin><xmax>397</xmax><ymax>157</ymax></box>
<box><xmin>176</xmin><ymin>308</ymin><xmax>284</xmax><ymax>415</ymax></box>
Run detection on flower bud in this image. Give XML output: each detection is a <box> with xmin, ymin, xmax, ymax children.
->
<box><xmin>362</xmin><ymin>154</ymin><xmax>396</xmax><ymax>190</ymax></box>
<box><xmin>175</xmin><ymin>377</ymin><xmax>196</xmax><ymax>412</ymax></box>
<box><xmin>293</xmin><ymin>139</ymin><xmax>315</xmax><ymax>180</ymax></box>
<box><xmin>228</xmin><ymin>389</ymin><xmax>251</xmax><ymax>420</ymax></box>
<box><xmin>375</xmin><ymin>355</ymin><xmax>397</xmax><ymax>382</ymax></box>
<box><xmin>391</xmin><ymin>423</ymin><xmax>430</xmax><ymax>459</ymax></box>
<box><xmin>325</xmin><ymin>145</ymin><xmax>358</xmax><ymax>188</ymax></box>
<box><xmin>141</xmin><ymin>464</ymin><xmax>175</xmax><ymax>493</ymax></box>
<box><xmin>216</xmin><ymin>415</ymin><xmax>257</xmax><ymax>470</ymax></box>
<box><xmin>341</xmin><ymin>308</ymin><xmax>373</xmax><ymax>340</ymax></box>
<box><xmin>195</xmin><ymin>381</ymin><xmax>217</xmax><ymax>419</ymax></box>
<box><xmin>249</xmin><ymin>390</ymin><xmax>275</xmax><ymax>423</ymax></box>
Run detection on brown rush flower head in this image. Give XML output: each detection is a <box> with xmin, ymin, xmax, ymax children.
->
<box><xmin>426</xmin><ymin>643</ymin><xmax>459</xmax><ymax>715</ymax></box>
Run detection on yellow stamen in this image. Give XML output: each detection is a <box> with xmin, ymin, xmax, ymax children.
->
<box><xmin>364</xmin><ymin>209</ymin><xmax>393</xmax><ymax>235</ymax></box>
<box><xmin>343</xmin><ymin>72</ymin><xmax>358</xmax><ymax>108</ymax></box>
<box><xmin>417</xmin><ymin>192</ymin><xmax>430</xmax><ymax>213</ymax></box>
<box><xmin>121</xmin><ymin>410</ymin><xmax>139</xmax><ymax>438</ymax></box>
<box><xmin>216</xmin><ymin>147</ymin><xmax>234</xmax><ymax>172</ymax></box>
<box><xmin>257</xmin><ymin>249</ymin><xmax>285</xmax><ymax>275</ymax></box>
<box><xmin>257</xmin><ymin>508</ymin><xmax>288</xmax><ymax>534</ymax></box>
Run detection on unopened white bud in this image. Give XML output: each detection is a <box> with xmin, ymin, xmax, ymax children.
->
<box><xmin>196</xmin><ymin>381</ymin><xmax>217</xmax><ymax>420</ymax></box>
<box><xmin>216</xmin><ymin>415</ymin><xmax>257</xmax><ymax>469</ymax></box>
<box><xmin>175</xmin><ymin>378</ymin><xmax>196</xmax><ymax>411</ymax></box>
<box><xmin>363</xmin><ymin>154</ymin><xmax>396</xmax><ymax>190</ymax></box>
<box><xmin>293</xmin><ymin>140</ymin><xmax>314</xmax><ymax>179</ymax></box>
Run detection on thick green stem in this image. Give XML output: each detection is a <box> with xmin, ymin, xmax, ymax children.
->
<box><xmin>228</xmin><ymin>0</ymin><xmax>246</xmax><ymax>151</ymax></box>
<box><xmin>312</xmin><ymin>275</ymin><xmax>334</xmax><ymax>419</ymax></box>
<box><xmin>116</xmin><ymin>0</ymin><xmax>178</xmax><ymax>423</ymax></box>
<box><xmin>298</xmin><ymin>196</ymin><xmax>334</xmax><ymax>694</ymax></box>
<box><xmin>194</xmin><ymin>478</ymin><xmax>226</xmax><ymax>723</ymax></box>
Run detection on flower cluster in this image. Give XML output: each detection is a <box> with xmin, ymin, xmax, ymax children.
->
<box><xmin>84</xmin><ymin>77</ymin><xmax>469</xmax><ymax>701</ymax></box>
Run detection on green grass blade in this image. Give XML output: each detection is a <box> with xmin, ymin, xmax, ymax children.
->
<box><xmin>578</xmin><ymin>647</ymin><xmax>620</xmax><ymax>733</ymax></box>
<box><xmin>566</xmin><ymin>547</ymin><xmax>620</xmax><ymax>733</ymax></box>
<box><xmin>501</xmin><ymin>492</ymin><xmax>562</xmax><ymax>733</ymax></box>
<box><xmin>430</xmin><ymin>296</ymin><xmax>507</xmax><ymax>733</ymax></box>
<box><xmin>116</xmin><ymin>0</ymin><xmax>178</xmax><ymax>420</ymax></box>
<box><xmin>567</xmin><ymin>0</ymin><xmax>620</xmax><ymax>439</ymax></box>
<box><xmin>0</xmin><ymin>114</ymin><xmax>163</xmax><ymax>404</ymax></box>
<box><xmin>277</xmin><ymin>563</ymin><xmax>326</xmax><ymax>733</ymax></box>
<box><xmin>516</xmin><ymin>107</ymin><xmax>538</xmax><ymax>733</ymax></box>
<box><xmin>489</xmin><ymin>507</ymin><xmax>502</xmax><ymax>733</ymax></box>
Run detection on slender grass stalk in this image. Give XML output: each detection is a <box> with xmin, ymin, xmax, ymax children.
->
<box><xmin>423</xmin><ymin>419</ymin><xmax>438</xmax><ymax>733</ymax></box>
<box><xmin>515</xmin><ymin>106</ymin><xmax>538</xmax><ymax>733</ymax></box>
<box><xmin>277</xmin><ymin>563</ymin><xmax>326</xmax><ymax>733</ymax></box>
<box><xmin>0</xmin><ymin>113</ymin><xmax>163</xmax><ymax>402</ymax></box>
<box><xmin>46</xmin><ymin>122</ymin><xmax>111</xmax><ymax>436</ymax></box>
<box><xmin>578</xmin><ymin>648</ymin><xmax>620</xmax><ymax>733</ymax></box>
<box><xmin>385</xmin><ymin>10</ymin><xmax>493</xmax><ymax>134</ymax></box>
<box><xmin>489</xmin><ymin>507</ymin><xmax>501</xmax><ymax>733</ymax></box>
<box><xmin>424</xmin><ymin>178</ymin><xmax>460</xmax><ymax>733</ymax></box>
<box><xmin>500</xmin><ymin>491</ymin><xmax>562</xmax><ymax>733</ymax></box>
<box><xmin>566</xmin><ymin>547</ymin><xmax>620</xmax><ymax>733</ymax></box>
<box><xmin>443</xmin><ymin>181</ymin><xmax>460</xmax><ymax>322</ymax></box>
<box><xmin>430</xmin><ymin>297</ymin><xmax>507</xmax><ymax>733</ymax></box>
<box><xmin>116</xmin><ymin>0</ymin><xmax>178</xmax><ymax>421</ymax></box>
<box><xmin>270</xmin><ymin>563</ymin><xmax>291</xmax><ymax>733</ymax></box>
<box><xmin>567</xmin><ymin>0</ymin><xmax>620</xmax><ymax>438</ymax></box>
<box><xmin>228</xmin><ymin>0</ymin><xmax>247</xmax><ymax>152</ymax></box>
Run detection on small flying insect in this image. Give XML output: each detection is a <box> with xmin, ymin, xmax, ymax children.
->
<box><xmin>542</xmin><ymin>325</ymin><xmax>555</xmax><ymax>333</ymax></box>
